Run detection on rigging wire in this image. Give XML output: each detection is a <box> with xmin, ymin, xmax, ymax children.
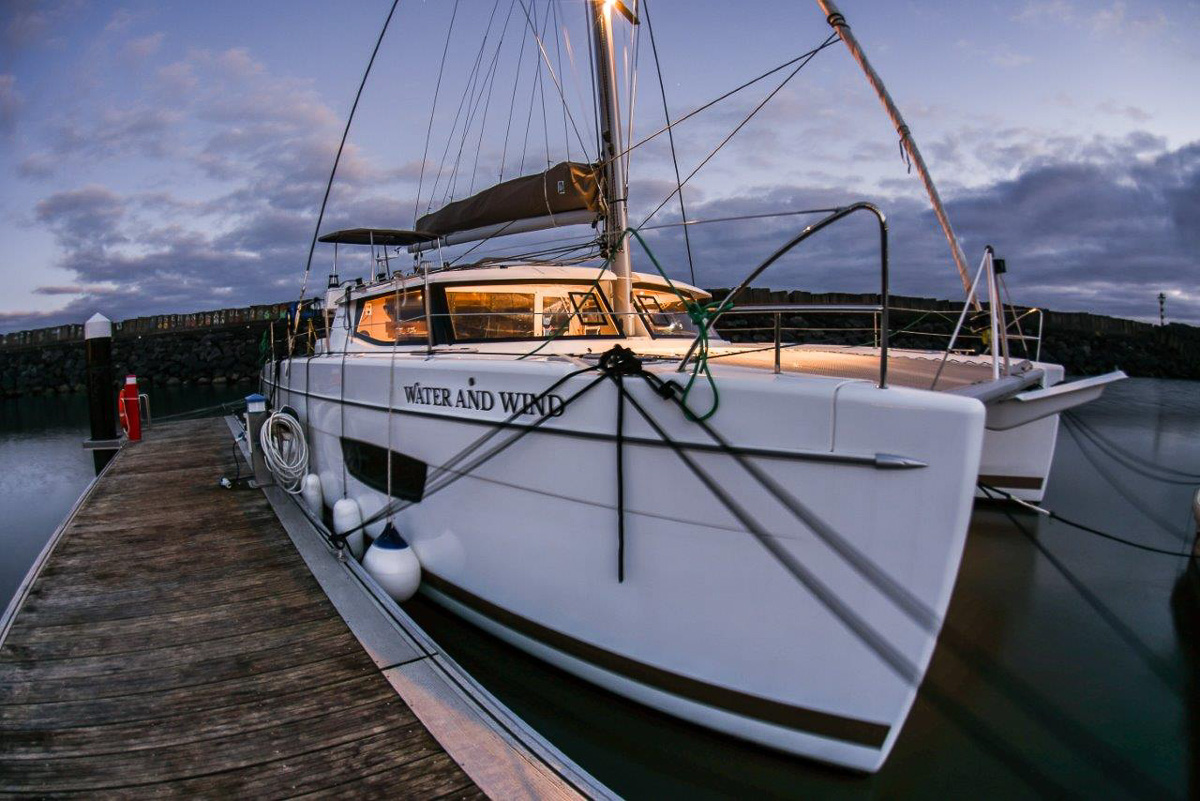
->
<box><xmin>560</xmin><ymin>20</ymin><xmax>594</xmax><ymax>164</ymax></box>
<box><xmin>385</xmin><ymin>283</ymin><xmax>401</xmax><ymax>522</ymax></box>
<box><xmin>468</xmin><ymin>3</ymin><xmax>518</xmax><ymax>195</ymax></box>
<box><xmin>583</xmin><ymin>0</ymin><xmax>602</xmax><ymax>160</ymax></box>
<box><xmin>613</xmin><ymin>38</ymin><xmax>838</xmax><ymax>166</ymax></box>
<box><xmin>515</xmin><ymin>0</ymin><xmax>594</xmax><ymax>164</ymax></box>
<box><xmin>430</xmin><ymin>0</ymin><xmax>504</xmax><ymax>211</ymax></box>
<box><xmin>637</xmin><ymin>33</ymin><xmax>839</xmax><ymax>230</ymax></box>
<box><xmin>550</xmin><ymin>0</ymin><xmax>571</xmax><ymax>162</ymax></box>
<box><xmin>642</xmin><ymin>0</ymin><xmax>696</xmax><ymax>285</ymax></box>
<box><xmin>433</xmin><ymin>207</ymin><xmax>842</xmax><ymax>270</ymax></box>
<box><xmin>516</xmin><ymin>1</ymin><xmax>545</xmax><ymax>175</ymax></box>
<box><xmin>298</xmin><ymin>0</ymin><xmax>402</xmax><ymax>303</ymax></box>
<box><xmin>623</xmin><ymin>13</ymin><xmax>641</xmax><ymax>198</ymax></box>
<box><xmin>451</xmin><ymin>1</ymin><xmax>513</xmax><ymax>200</ymax></box>
<box><xmin>414</xmin><ymin>0</ymin><xmax>461</xmax><ymax>222</ymax></box>
<box><xmin>537</xmin><ymin>3</ymin><xmax>552</xmax><ymax>168</ymax></box>
<box><xmin>499</xmin><ymin>0</ymin><xmax>529</xmax><ymax>183</ymax></box>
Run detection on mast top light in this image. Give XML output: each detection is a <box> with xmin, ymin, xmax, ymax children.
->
<box><xmin>603</xmin><ymin>0</ymin><xmax>638</xmax><ymax>25</ymax></box>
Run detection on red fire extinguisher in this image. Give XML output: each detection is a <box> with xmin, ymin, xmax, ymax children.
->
<box><xmin>118</xmin><ymin>375</ymin><xmax>142</xmax><ymax>441</ymax></box>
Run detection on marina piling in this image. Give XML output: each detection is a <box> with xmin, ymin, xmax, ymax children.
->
<box><xmin>82</xmin><ymin>313</ymin><xmax>119</xmax><ymax>473</ymax></box>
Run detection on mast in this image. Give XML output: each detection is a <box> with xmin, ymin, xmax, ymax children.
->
<box><xmin>590</xmin><ymin>0</ymin><xmax>637</xmax><ymax>335</ymax></box>
<box><xmin>817</xmin><ymin>0</ymin><xmax>974</xmax><ymax>297</ymax></box>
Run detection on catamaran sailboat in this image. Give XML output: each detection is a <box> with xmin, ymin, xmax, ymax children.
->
<box><xmin>264</xmin><ymin>0</ymin><xmax>1121</xmax><ymax>771</ymax></box>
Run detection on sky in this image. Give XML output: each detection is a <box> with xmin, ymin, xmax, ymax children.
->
<box><xmin>0</xmin><ymin>0</ymin><xmax>1198</xmax><ymax>333</ymax></box>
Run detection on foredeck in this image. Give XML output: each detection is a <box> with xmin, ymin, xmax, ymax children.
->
<box><xmin>709</xmin><ymin>345</ymin><xmax>1018</xmax><ymax>392</ymax></box>
<box><xmin>0</xmin><ymin>419</ymin><xmax>482</xmax><ymax>797</ymax></box>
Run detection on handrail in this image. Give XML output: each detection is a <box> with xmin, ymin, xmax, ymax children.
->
<box><xmin>680</xmin><ymin>202</ymin><xmax>890</xmax><ymax>387</ymax></box>
<box><xmin>728</xmin><ymin>303</ymin><xmax>883</xmax><ymax>314</ymax></box>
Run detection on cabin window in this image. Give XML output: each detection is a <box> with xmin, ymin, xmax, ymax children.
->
<box><xmin>635</xmin><ymin>290</ymin><xmax>700</xmax><ymax>338</ymax></box>
<box><xmin>341</xmin><ymin>438</ymin><xmax>427</xmax><ymax>502</ymax></box>
<box><xmin>445</xmin><ymin>289</ymin><xmax>537</xmax><ymax>339</ymax></box>
<box><xmin>355</xmin><ymin>290</ymin><xmax>428</xmax><ymax>345</ymax></box>
<box><xmin>567</xmin><ymin>290</ymin><xmax>619</xmax><ymax>335</ymax></box>
<box><xmin>440</xmin><ymin>283</ymin><xmax>620</xmax><ymax>342</ymax></box>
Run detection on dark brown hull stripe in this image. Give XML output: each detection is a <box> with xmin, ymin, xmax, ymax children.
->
<box><xmin>978</xmin><ymin>474</ymin><xmax>1044</xmax><ymax>490</ymax></box>
<box><xmin>421</xmin><ymin>571</ymin><xmax>890</xmax><ymax>749</ymax></box>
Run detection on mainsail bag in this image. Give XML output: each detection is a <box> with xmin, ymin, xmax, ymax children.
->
<box><xmin>416</xmin><ymin>162</ymin><xmax>600</xmax><ymax>238</ymax></box>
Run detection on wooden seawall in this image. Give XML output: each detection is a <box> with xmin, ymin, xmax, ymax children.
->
<box><xmin>0</xmin><ymin>419</ymin><xmax>598</xmax><ymax>797</ymax></box>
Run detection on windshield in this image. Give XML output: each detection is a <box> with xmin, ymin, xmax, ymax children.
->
<box><xmin>444</xmin><ymin>284</ymin><xmax>618</xmax><ymax>341</ymax></box>
<box><xmin>355</xmin><ymin>290</ymin><xmax>427</xmax><ymax>344</ymax></box>
<box><xmin>634</xmin><ymin>290</ymin><xmax>700</xmax><ymax>338</ymax></box>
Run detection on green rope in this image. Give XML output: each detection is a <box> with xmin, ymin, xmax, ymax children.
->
<box><xmin>626</xmin><ymin>227</ymin><xmax>732</xmax><ymax>422</ymax></box>
<box><xmin>513</xmin><ymin>226</ymin><xmax>731</xmax><ymax>422</ymax></box>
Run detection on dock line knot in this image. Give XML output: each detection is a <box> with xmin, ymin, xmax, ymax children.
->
<box><xmin>597</xmin><ymin>345</ymin><xmax>644</xmax><ymax>377</ymax></box>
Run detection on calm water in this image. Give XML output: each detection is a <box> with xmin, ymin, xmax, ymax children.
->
<box><xmin>0</xmin><ymin>383</ymin><xmax>249</xmax><ymax>605</ymax></box>
<box><xmin>1</xmin><ymin>378</ymin><xmax>1196</xmax><ymax>798</ymax></box>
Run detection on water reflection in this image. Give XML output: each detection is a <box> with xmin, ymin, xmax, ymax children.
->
<box><xmin>1170</xmin><ymin>560</ymin><xmax>1199</xmax><ymax>801</ymax></box>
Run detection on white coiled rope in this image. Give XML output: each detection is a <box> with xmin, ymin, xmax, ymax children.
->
<box><xmin>258</xmin><ymin>411</ymin><xmax>309</xmax><ymax>494</ymax></box>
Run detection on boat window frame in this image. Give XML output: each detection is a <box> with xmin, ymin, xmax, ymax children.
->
<box><xmin>435</xmin><ymin>279</ymin><xmax>623</xmax><ymax>345</ymax></box>
<box><xmin>633</xmin><ymin>288</ymin><xmax>702</xmax><ymax>339</ymax></box>
<box><xmin>352</xmin><ymin>288</ymin><xmax>430</xmax><ymax>347</ymax></box>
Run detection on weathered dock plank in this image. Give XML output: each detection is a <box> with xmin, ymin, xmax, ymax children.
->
<box><xmin>0</xmin><ymin>418</ymin><xmax>479</xmax><ymax>797</ymax></box>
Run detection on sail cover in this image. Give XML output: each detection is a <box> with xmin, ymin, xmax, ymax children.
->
<box><xmin>416</xmin><ymin>162</ymin><xmax>600</xmax><ymax>239</ymax></box>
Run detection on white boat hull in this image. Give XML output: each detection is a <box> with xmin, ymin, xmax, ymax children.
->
<box><xmin>272</xmin><ymin>350</ymin><xmax>985</xmax><ymax>771</ymax></box>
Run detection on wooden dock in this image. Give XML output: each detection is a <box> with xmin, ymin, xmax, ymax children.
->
<box><xmin>0</xmin><ymin>418</ymin><xmax>598</xmax><ymax>797</ymax></box>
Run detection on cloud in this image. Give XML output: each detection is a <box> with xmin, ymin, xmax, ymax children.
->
<box><xmin>34</xmin><ymin>185</ymin><xmax>128</xmax><ymax>249</ymax></box>
<box><xmin>124</xmin><ymin>32</ymin><xmax>164</xmax><ymax>60</ymax></box>
<box><xmin>629</xmin><ymin>135</ymin><xmax>1200</xmax><ymax>325</ymax></box>
<box><xmin>1016</xmin><ymin>0</ymin><xmax>1170</xmax><ymax>41</ymax></box>
<box><xmin>1015</xmin><ymin>0</ymin><xmax>1075</xmax><ymax>24</ymax></box>
<box><xmin>17</xmin><ymin>151</ymin><xmax>55</xmax><ymax>178</ymax></box>
<box><xmin>7</xmin><ymin>133</ymin><xmax>1200</xmax><ymax>332</ymax></box>
<box><xmin>35</xmin><ymin>284</ymin><xmax>119</xmax><ymax>296</ymax></box>
<box><xmin>47</xmin><ymin>106</ymin><xmax>180</xmax><ymax>162</ymax></box>
<box><xmin>1096</xmin><ymin>100</ymin><xmax>1151</xmax><ymax>122</ymax></box>
<box><xmin>1089</xmin><ymin>2</ymin><xmax>1168</xmax><ymax>38</ymax></box>
<box><xmin>989</xmin><ymin>47</ymin><xmax>1034</xmax><ymax>69</ymax></box>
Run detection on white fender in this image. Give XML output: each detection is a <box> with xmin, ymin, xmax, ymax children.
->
<box><xmin>332</xmin><ymin>497</ymin><xmax>365</xmax><ymax>560</ymax></box>
<box><xmin>319</xmin><ymin>469</ymin><xmax>339</xmax><ymax>508</ymax></box>
<box><xmin>300</xmin><ymin>474</ymin><xmax>323</xmax><ymax>516</ymax></box>
<box><xmin>363</xmin><ymin>522</ymin><xmax>422</xmax><ymax>602</ymax></box>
